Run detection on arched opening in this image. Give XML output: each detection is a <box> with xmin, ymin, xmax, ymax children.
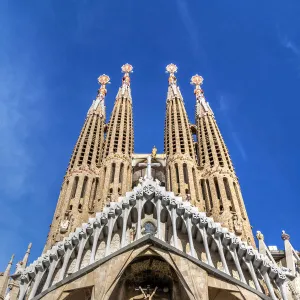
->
<box><xmin>175</xmin><ymin>163</ymin><xmax>180</xmax><ymax>194</ymax></box>
<box><xmin>223</xmin><ymin>177</ymin><xmax>232</xmax><ymax>201</ymax></box>
<box><xmin>109</xmin><ymin>256</ymin><xmax>190</xmax><ymax>300</ymax></box>
<box><xmin>111</xmin><ymin>163</ymin><xmax>116</xmax><ymax>183</ymax></box>
<box><xmin>70</xmin><ymin>176</ymin><xmax>79</xmax><ymax>201</ymax></box>
<box><xmin>80</xmin><ymin>176</ymin><xmax>88</xmax><ymax>199</ymax></box>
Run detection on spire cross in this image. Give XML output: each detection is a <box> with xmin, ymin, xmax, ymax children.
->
<box><xmin>166</xmin><ymin>63</ymin><xmax>178</xmax><ymax>86</ymax></box>
<box><xmin>138</xmin><ymin>155</ymin><xmax>160</xmax><ymax>180</ymax></box>
<box><xmin>191</xmin><ymin>74</ymin><xmax>204</xmax><ymax>100</ymax></box>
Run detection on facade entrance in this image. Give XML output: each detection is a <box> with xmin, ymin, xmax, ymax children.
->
<box><xmin>110</xmin><ymin>256</ymin><xmax>189</xmax><ymax>300</ymax></box>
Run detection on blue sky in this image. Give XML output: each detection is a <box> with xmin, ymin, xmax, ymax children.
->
<box><xmin>0</xmin><ymin>0</ymin><xmax>299</xmax><ymax>269</ymax></box>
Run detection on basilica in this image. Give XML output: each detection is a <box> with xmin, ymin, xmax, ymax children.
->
<box><xmin>0</xmin><ymin>64</ymin><xmax>299</xmax><ymax>300</ymax></box>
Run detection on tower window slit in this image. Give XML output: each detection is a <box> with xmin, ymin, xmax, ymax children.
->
<box><xmin>214</xmin><ymin>177</ymin><xmax>221</xmax><ymax>200</ymax></box>
<box><xmin>192</xmin><ymin>168</ymin><xmax>199</xmax><ymax>202</ymax></box>
<box><xmin>80</xmin><ymin>176</ymin><xmax>88</xmax><ymax>198</ymax></box>
<box><xmin>183</xmin><ymin>164</ymin><xmax>188</xmax><ymax>184</ymax></box>
<box><xmin>93</xmin><ymin>178</ymin><xmax>99</xmax><ymax>201</ymax></box>
<box><xmin>206</xmin><ymin>179</ymin><xmax>213</xmax><ymax>209</ymax></box>
<box><xmin>111</xmin><ymin>163</ymin><xmax>116</xmax><ymax>183</ymax></box>
<box><xmin>70</xmin><ymin>176</ymin><xmax>79</xmax><ymax>200</ymax></box>
<box><xmin>233</xmin><ymin>182</ymin><xmax>246</xmax><ymax>219</ymax></box>
<box><xmin>88</xmin><ymin>178</ymin><xmax>95</xmax><ymax>210</ymax></box>
<box><xmin>223</xmin><ymin>177</ymin><xmax>232</xmax><ymax>200</ymax></box>
<box><xmin>119</xmin><ymin>163</ymin><xmax>124</xmax><ymax>184</ymax></box>
<box><xmin>175</xmin><ymin>164</ymin><xmax>180</xmax><ymax>193</ymax></box>
<box><xmin>169</xmin><ymin>166</ymin><xmax>172</xmax><ymax>191</ymax></box>
<box><xmin>201</xmin><ymin>179</ymin><xmax>207</xmax><ymax>201</ymax></box>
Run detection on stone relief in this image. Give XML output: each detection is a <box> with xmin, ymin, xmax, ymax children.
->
<box><xmin>59</xmin><ymin>219</ymin><xmax>70</xmax><ymax>234</ymax></box>
<box><xmin>232</xmin><ymin>214</ymin><xmax>243</xmax><ymax>236</ymax></box>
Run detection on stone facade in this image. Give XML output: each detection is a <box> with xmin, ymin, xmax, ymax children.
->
<box><xmin>1</xmin><ymin>64</ymin><xmax>299</xmax><ymax>300</ymax></box>
<box><xmin>10</xmin><ymin>178</ymin><xmax>290</xmax><ymax>300</ymax></box>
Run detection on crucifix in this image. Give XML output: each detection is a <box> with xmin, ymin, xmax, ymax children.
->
<box><xmin>130</xmin><ymin>286</ymin><xmax>158</xmax><ymax>300</ymax></box>
<box><xmin>138</xmin><ymin>155</ymin><xmax>160</xmax><ymax>180</ymax></box>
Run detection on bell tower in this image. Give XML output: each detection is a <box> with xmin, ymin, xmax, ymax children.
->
<box><xmin>191</xmin><ymin>74</ymin><xmax>254</xmax><ymax>245</ymax></box>
<box><xmin>100</xmin><ymin>64</ymin><xmax>134</xmax><ymax>205</ymax></box>
<box><xmin>45</xmin><ymin>74</ymin><xmax>110</xmax><ymax>249</ymax></box>
<box><xmin>164</xmin><ymin>64</ymin><xmax>199</xmax><ymax>205</ymax></box>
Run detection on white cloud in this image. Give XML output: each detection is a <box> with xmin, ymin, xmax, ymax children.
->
<box><xmin>176</xmin><ymin>0</ymin><xmax>199</xmax><ymax>54</ymax></box>
<box><xmin>280</xmin><ymin>36</ymin><xmax>300</xmax><ymax>56</ymax></box>
<box><xmin>0</xmin><ymin>59</ymin><xmax>46</xmax><ymax>197</ymax></box>
<box><xmin>231</xmin><ymin>132</ymin><xmax>248</xmax><ymax>161</ymax></box>
<box><xmin>0</xmin><ymin>10</ymin><xmax>50</xmax><ymax>269</ymax></box>
<box><xmin>218</xmin><ymin>95</ymin><xmax>248</xmax><ymax>161</ymax></box>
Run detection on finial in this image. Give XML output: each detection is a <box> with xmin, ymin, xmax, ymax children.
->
<box><xmin>121</xmin><ymin>64</ymin><xmax>133</xmax><ymax>88</ymax></box>
<box><xmin>121</xmin><ymin>63</ymin><xmax>133</xmax><ymax>74</ymax></box>
<box><xmin>281</xmin><ymin>230</ymin><xmax>290</xmax><ymax>241</ymax></box>
<box><xmin>97</xmin><ymin>74</ymin><xmax>110</xmax><ymax>98</ymax></box>
<box><xmin>191</xmin><ymin>74</ymin><xmax>204</xmax><ymax>99</ymax></box>
<box><xmin>256</xmin><ymin>231</ymin><xmax>264</xmax><ymax>241</ymax></box>
<box><xmin>152</xmin><ymin>145</ymin><xmax>157</xmax><ymax>158</ymax></box>
<box><xmin>166</xmin><ymin>63</ymin><xmax>178</xmax><ymax>85</ymax></box>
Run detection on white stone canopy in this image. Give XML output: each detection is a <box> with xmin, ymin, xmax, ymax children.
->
<box><xmin>18</xmin><ymin>178</ymin><xmax>290</xmax><ymax>300</ymax></box>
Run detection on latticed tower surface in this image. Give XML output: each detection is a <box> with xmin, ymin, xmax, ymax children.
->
<box><xmin>100</xmin><ymin>64</ymin><xmax>134</xmax><ymax>206</ymax></box>
<box><xmin>45</xmin><ymin>75</ymin><xmax>110</xmax><ymax>249</ymax></box>
<box><xmin>164</xmin><ymin>64</ymin><xmax>200</xmax><ymax>206</ymax></box>
<box><xmin>191</xmin><ymin>74</ymin><xmax>255</xmax><ymax>245</ymax></box>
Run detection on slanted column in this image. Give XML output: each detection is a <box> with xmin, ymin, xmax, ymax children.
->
<box><xmin>105</xmin><ymin>215</ymin><xmax>115</xmax><ymax>256</ymax></box>
<box><xmin>169</xmin><ymin>200</ymin><xmax>178</xmax><ymax>249</ymax></box>
<box><xmin>135</xmin><ymin>198</ymin><xmax>143</xmax><ymax>240</ymax></box>
<box><xmin>156</xmin><ymin>199</ymin><xmax>162</xmax><ymax>240</ymax></box>
<box><xmin>198</xmin><ymin>219</ymin><xmax>213</xmax><ymax>266</ymax></box>
<box><xmin>185</xmin><ymin>215</ymin><xmax>196</xmax><ymax>258</ymax></box>
<box><xmin>74</xmin><ymin>229</ymin><xmax>87</xmax><ymax>272</ymax></box>
<box><xmin>121</xmin><ymin>204</ymin><xmax>129</xmax><ymax>247</ymax></box>
<box><xmin>212</xmin><ymin>226</ymin><xmax>230</xmax><ymax>275</ymax></box>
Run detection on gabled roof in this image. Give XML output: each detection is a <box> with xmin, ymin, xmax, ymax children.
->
<box><xmin>17</xmin><ymin>178</ymin><xmax>289</xmax><ymax>300</ymax></box>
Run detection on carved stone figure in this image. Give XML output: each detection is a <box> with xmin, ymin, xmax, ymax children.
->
<box><xmin>59</xmin><ymin>219</ymin><xmax>70</xmax><ymax>234</ymax></box>
<box><xmin>151</xmin><ymin>146</ymin><xmax>157</xmax><ymax>158</ymax></box>
<box><xmin>232</xmin><ymin>215</ymin><xmax>243</xmax><ymax>235</ymax></box>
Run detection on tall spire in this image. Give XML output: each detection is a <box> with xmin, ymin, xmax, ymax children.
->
<box><xmin>191</xmin><ymin>74</ymin><xmax>254</xmax><ymax>245</ymax></box>
<box><xmin>45</xmin><ymin>74</ymin><xmax>110</xmax><ymax>250</ymax></box>
<box><xmin>87</xmin><ymin>74</ymin><xmax>110</xmax><ymax>117</ymax></box>
<box><xmin>21</xmin><ymin>243</ymin><xmax>31</xmax><ymax>268</ymax></box>
<box><xmin>191</xmin><ymin>74</ymin><xmax>213</xmax><ymax>118</ymax></box>
<box><xmin>0</xmin><ymin>254</ymin><xmax>14</xmax><ymax>300</ymax></box>
<box><xmin>101</xmin><ymin>64</ymin><xmax>134</xmax><ymax>205</ymax></box>
<box><xmin>164</xmin><ymin>64</ymin><xmax>200</xmax><ymax>206</ymax></box>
